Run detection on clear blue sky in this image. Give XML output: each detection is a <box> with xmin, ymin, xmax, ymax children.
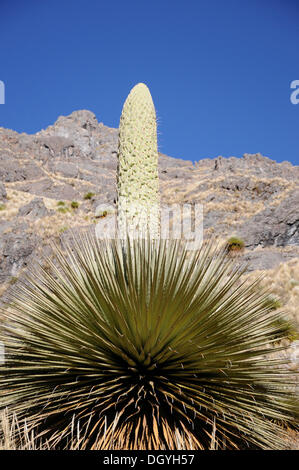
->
<box><xmin>0</xmin><ymin>0</ymin><xmax>298</xmax><ymax>165</ymax></box>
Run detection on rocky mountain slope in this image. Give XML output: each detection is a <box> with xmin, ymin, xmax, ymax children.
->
<box><xmin>0</xmin><ymin>110</ymin><xmax>298</xmax><ymax>328</ymax></box>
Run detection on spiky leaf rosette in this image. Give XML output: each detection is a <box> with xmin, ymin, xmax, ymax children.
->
<box><xmin>0</xmin><ymin>235</ymin><xmax>297</xmax><ymax>450</ymax></box>
<box><xmin>117</xmin><ymin>83</ymin><xmax>160</xmax><ymax>239</ymax></box>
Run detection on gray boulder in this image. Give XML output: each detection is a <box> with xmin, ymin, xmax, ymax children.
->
<box><xmin>18</xmin><ymin>197</ymin><xmax>50</xmax><ymax>219</ymax></box>
<box><xmin>0</xmin><ymin>222</ymin><xmax>39</xmax><ymax>283</ymax></box>
<box><xmin>239</xmin><ymin>191</ymin><xmax>299</xmax><ymax>248</ymax></box>
<box><xmin>0</xmin><ymin>155</ymin><xmax>44</xmax><ymax>182</ymax></box>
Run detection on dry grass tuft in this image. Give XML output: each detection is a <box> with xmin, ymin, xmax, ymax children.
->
<box><xmin>244</xmin><ymin>258</ymin><xmax>299</xmax><ymax>328</ymax></box>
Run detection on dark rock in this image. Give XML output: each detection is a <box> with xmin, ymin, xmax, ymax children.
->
<box><xmin>214</xmin><ymin>156</ymin><xmax>223</xmax><ymax>170</ymax></box>
<box><xmin>16</xmin><ymin>178</ymin><xmax>80</xmax><ymax>200</ymax></box>
<box><xmin>0</xmin><ymin>182</ymin><xmax>7</xmax><ymax>200</ymax></box>
<box><xmin>18</xmin><ymin>197</ymin><xmax>50</xmax><ymax>219</ymax></box>
<box><xmin>0</xmin><ymin>223</ymin><xmax>39</xmax><ymax>282</ymax></box>
<box><xmin>239</xmin><ymin>191</ymin><xmax>299</xmax><ymax>248</ymax></box>
<box><xmin>0</xmin><ymin>155</ymin><xmax>44</xmax><ymax>182</ymax></box>
<box><xmin>39</xmin><ymin>136</ymin><xmax>74</xmax><ymax>158</ymax></box>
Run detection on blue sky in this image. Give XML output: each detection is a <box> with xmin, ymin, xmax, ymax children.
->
<box><xmin>0</xmin><ymin>0</ymin><xmax>298</xmax><ymax>165</ymax></box>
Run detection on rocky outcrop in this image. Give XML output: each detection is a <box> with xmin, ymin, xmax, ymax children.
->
<box><xmin>219</xmin><ymin>176</ymin><xmax>286</xmax><ymax>201</ymax></box>
<box><xmin>18</xmin><ymin>197</ymin><xmax>51</xmax><ymax>219</ymax></box>
<box><xmin>0</xmin><ymin>155</ymin><xmax>45</xmax><ymax>182</ymax></box>
<box><xmin>0</xmin><ymin>222</ymin><xmax>39</xmax><ymax>283</ymax></box>
<box><xmin>239</xmin><ymin>191</ymin><xmax>299</xmax><ymax>248</ymax></box>
<box><xmin>211</xmin><ymin>153</ymin><xmax>299</xmax><ymax>180</ymax></box>
<box><xmin>0</xmin><ymin>111</ymin><xmax>298</xmax><ymax>295</ymax></box>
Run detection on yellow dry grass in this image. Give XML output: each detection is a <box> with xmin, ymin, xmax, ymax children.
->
<box><xmin>0</xmin><ymin>189</ymin><xmax>33</xmax><ymax>219</ymax></box>
<box><xmin>160</xmin><ymin>172</ymin><xmax>296</xmax><ymax>236</ymax></box>
<box><xmin>244</xmin><ymin>258</ymin><xmax>299</xmax><ymax>327</ymax></box>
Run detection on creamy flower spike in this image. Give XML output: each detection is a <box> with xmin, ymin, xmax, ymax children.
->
<box><xmin>117</xmin><ymin>83</ymin><xmax>160</xmax><ymax>239</ymax></box>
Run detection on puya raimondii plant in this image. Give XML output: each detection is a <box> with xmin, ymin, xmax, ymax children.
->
<box><xmin>117</xmin><ymin>83</ymin><xmax>160</xmax><ymax>239</ymax></box>
<box><xmin>0</xmin><ymin>83</ymin><xmax>298</xmax><ymax>450</ymax></box>
<box><xmin>0</xmin><ymin>235</ymin><xmax>298</xmax><ymax>450</ymax></box>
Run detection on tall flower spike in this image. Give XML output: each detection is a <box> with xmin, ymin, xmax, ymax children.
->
<box><xmin>117</xmin><ymin>83</ymin><xmax>160</xmax><ymax>239</ymax></box>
